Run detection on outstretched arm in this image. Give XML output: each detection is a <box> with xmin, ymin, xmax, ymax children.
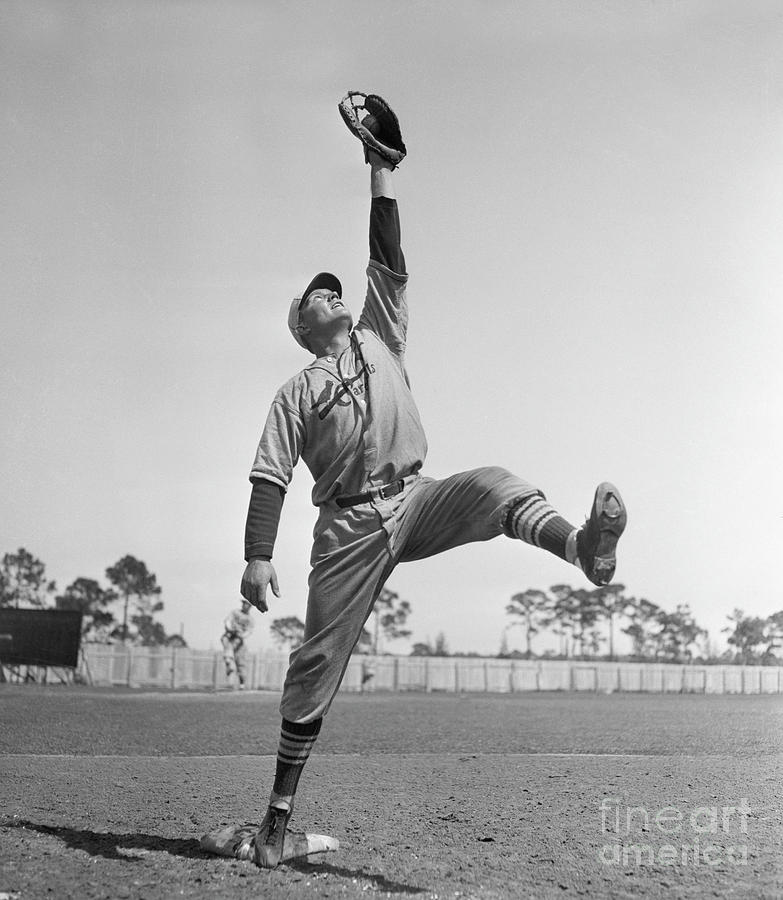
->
<box><xmin>367</xmin><ymin>150</ymin><xmax>406</xmax><ymax>276</ymax></box>
<box><xmin>355</xmin><ymin>151</ymin><xmax>408</xmax><ymax>351</ymax></box>
<box><xmin>369</xmin><ymin>150</ymin><xmax>395</xmax><ymax>199</ymax></box>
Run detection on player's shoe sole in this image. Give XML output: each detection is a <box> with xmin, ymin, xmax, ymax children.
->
<box><xmin>577</xmin><ymin>482</ymin><xmax>627</xmax><ymax>586</ymax></box>
<box><xmin>253</xmin><ymin>803</ymin><xmax>293</xmax><ymax>869</ymax></box>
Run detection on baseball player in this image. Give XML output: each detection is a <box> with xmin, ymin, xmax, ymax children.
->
<box><xmin>221</xmin><ymin>599</ymin><xmax>254</xmax><ymax>689</ymax></box>
<box><xmin>236</xmin><ymin>94</ymin><xmax>627</xmax><ymax>867</ymax></box>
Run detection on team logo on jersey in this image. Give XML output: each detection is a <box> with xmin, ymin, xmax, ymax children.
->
<box><xmin>311</xmin><ymin>364</ymin><xmax>375</xmax><ymax>420</ymax></box>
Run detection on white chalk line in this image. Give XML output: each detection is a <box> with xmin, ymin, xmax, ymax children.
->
<box><xmin>1</xmin><ymin>751</ymin><xmax>765</xmax><ymax>760</ymax></box>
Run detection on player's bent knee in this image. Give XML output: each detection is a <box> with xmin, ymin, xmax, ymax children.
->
<box><xmin>467</xmin><ymin>465</ymin><xmax>516</xmax><ymax>491</ymax></box>
<box><xmin>473</xmin><ymin>467</ymin><xmax>541</xmax><ymax>503</ymax></box>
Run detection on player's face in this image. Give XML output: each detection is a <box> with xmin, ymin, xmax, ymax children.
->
<box><xmin>299</xmin><ymin>289</ymin><xmax>352</xmax><ymax>337</ymax></box>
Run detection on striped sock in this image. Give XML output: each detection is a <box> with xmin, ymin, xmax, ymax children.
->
<box><xmin>504</xmin><ymin>492</ymin><xmax>577</xmax><ymax>561</ymax></box>
<box><xmin>272</xmin><ymin>717</ymin><xmax>322</xmax><ymax>799</ymax></box>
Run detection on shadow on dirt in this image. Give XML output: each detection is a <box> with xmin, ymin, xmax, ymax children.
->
<box><xmin>5</xmin><ymin>820</ymin><xmax>429</xmax><ymax>894</ymax></box>
<box><xmin>4</xmin><ymin>820</ymin><xmax>207</xmax><ymax>862</ymax></box>
<box><xmin>287</xmin><ymin>858</ymin><xmax>428</xmax><ymax>894</ymax></box>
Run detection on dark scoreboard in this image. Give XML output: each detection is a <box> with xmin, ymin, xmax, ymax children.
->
<box><xmin>0</xmin><ymin>609</ymin><xmax>83</xmax><ymax>668</ymax></box>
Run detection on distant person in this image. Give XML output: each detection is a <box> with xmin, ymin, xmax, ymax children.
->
<box><xmin>360</xmin><ymin>655</ymin><xmax>375</xmax><ymax>688</ymax></box>
<box><xmin>221</xmin><ymin>599</ymin><xmax>254</xmax><ymax>689</ymax></box>
<box><xmin>230</xmin><ymin>94</ymin><xmax>627</xmax><ymax>867</ymax></box>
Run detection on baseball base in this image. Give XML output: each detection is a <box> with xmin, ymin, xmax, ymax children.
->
<box><xmin>200</xmin><ymin>824</ymin><xmax>339</xmax><ymax>863</ymax></box>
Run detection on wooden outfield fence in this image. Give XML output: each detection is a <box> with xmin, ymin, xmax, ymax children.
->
<box><xmin>73</xmin><ymin>645</ymin><xmax>783</xmax><ymax>695</ymax></box>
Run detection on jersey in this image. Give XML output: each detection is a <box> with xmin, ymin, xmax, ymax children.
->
<box><xmin>249</xmin><ymin>261</ymin><xmax>428</xmax><ymax>506</ymax></box>
<box><xmin>224</xmin><ymin>608</ymin><xmax>254</xmax><ymax>640</ymax></box>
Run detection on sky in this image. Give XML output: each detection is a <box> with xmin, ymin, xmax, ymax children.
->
<box><xmin>2</xmin><ymin>0</ymin><xmax>782</xmax><ymax>656</ymax></box>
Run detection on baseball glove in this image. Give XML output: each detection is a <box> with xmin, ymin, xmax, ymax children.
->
<box><xmin>338</xmin><ymin>91</ymin><xmax>407</xmax><ymax>168</ymax></box>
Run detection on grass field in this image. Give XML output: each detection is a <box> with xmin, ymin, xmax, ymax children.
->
<box><xmin>1</xmin><ymin>687</ymin><xmax>781</xmax><ymax>899</ymax></box>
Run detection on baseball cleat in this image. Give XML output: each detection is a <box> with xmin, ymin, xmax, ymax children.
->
<box><xmin>253</xmin><ymin>802</ymin><xmax>293</xmax><ymax>869</ymax></box>
<box><xmin>577</xmin><ymin>482</ymin><xmax>627</xmax><ymax>586</ymax></box>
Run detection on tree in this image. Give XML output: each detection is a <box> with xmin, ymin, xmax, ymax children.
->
<box><xmin>656</xmin><ymin>604</ymin><xmax>705</xmax><ymax>663</ymax></box>
<box><xmin>270</xmin><ymin>616</ymin><xmax>305</xmax><ymax>651</ymax></box>
<box><xmin>506</xmin><ymin>589</ymin><xmax>549</xmax><ymax>658</ymax></box>
<box><xmin>105</xmin><ymin>555</ymin><xmax>162</xmax><ymax>644</ymax></box>
<box><xmin>166</xmin><ymin>633</ymin><xmax>188</xmax><ymax>648</ymax></box>
<box><xmin>367</xmin><ymin>587</ymin><xmax>411</xmax><ymax>655</ymax></box>
<box><xmin>131</xmin><ymin>611</ymin><xmax>168</xmax><ymax>647</ymax></box>
<box><xmin>569</xmin><ymin>588</ymin><xmax>602</xmax><ymax>658</ymax></box>
<box><xmin>722</xmin><ymin>609</ymin><xmax>768</xmax><ymax>664</ymax></box>
<box><xmin>622</xmin><ymin>598</ymin><xmax>662</xmax><ymax>660</ymax></box>
<box><xmin>0</xmin><ymin>548</ymin><xmax>57</xmax><ymax>609</ymax></box>
<box><xmin>763</xmin><ymin>611</ymin><xmax>783</xmax><ymax>663</ymax></box>
<box><xmin>432</xmin><ymin>631</ymin><xmax>449</xmax><ymax>656</ymax></box>
<box><xmin>128</xmin><ymin>587</ymin><xmax>167</xmax><ymax>646</ymax></box>
<box><xmin>542</xmin><ymin>584</ymin><xmax>598</xmax><ymax>658</ymax></box>
<box><xmin>409</xmin><ymin>632</ymin><xmax>450</xmax><ymax>657</ymax></box>
<box><xmin>592</xmin><ymin>584</ymin><xmax>631</xmax><ymax>660</ymax></box>
<box><xmin>55</xmin><ymin>577</ymin><xmax>117</xmax><ymax>641</ymax></box>
<box><xmin>542</xmin><ymin>584</ymin><xmax>574</xmax><ymax>659</ymax></box>
<box><xmin>586</xmin><ymin>628</ymin><xmax>605</xmax><ymax>657</ymax></box>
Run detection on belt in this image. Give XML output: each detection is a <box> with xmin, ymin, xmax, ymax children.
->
<box><xmin>335</xmin><ymin>479</ymin><xmax>405</xmax><ymax>508</ymax></box>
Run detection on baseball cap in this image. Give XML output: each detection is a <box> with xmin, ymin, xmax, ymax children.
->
<box><xmin>287</xmin><ymin>272</ymin><xmax>342</xmax><ymax>350</ymax></box>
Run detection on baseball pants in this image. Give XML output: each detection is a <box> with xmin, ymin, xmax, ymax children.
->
<box><xmin>280</xmin><ymin>466</ymin><xmax>538</xmax><ymax>723</ymax></box>
<box><xmin>221</xmin><ymin>634</ymin><xmax>248</xmax><ymax>685</ymax></box>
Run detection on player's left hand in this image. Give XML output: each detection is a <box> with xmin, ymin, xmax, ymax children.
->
<box><xmin>338</xmin><ymin>91</ymin><xmax>406</xmax><ymax>169</ymax></box>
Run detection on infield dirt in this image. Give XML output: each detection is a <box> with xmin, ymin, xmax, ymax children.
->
<box><xmin>1</xmin><ymin>688</ymin><xmax>781</xmax><ymax>899</ymax></box>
